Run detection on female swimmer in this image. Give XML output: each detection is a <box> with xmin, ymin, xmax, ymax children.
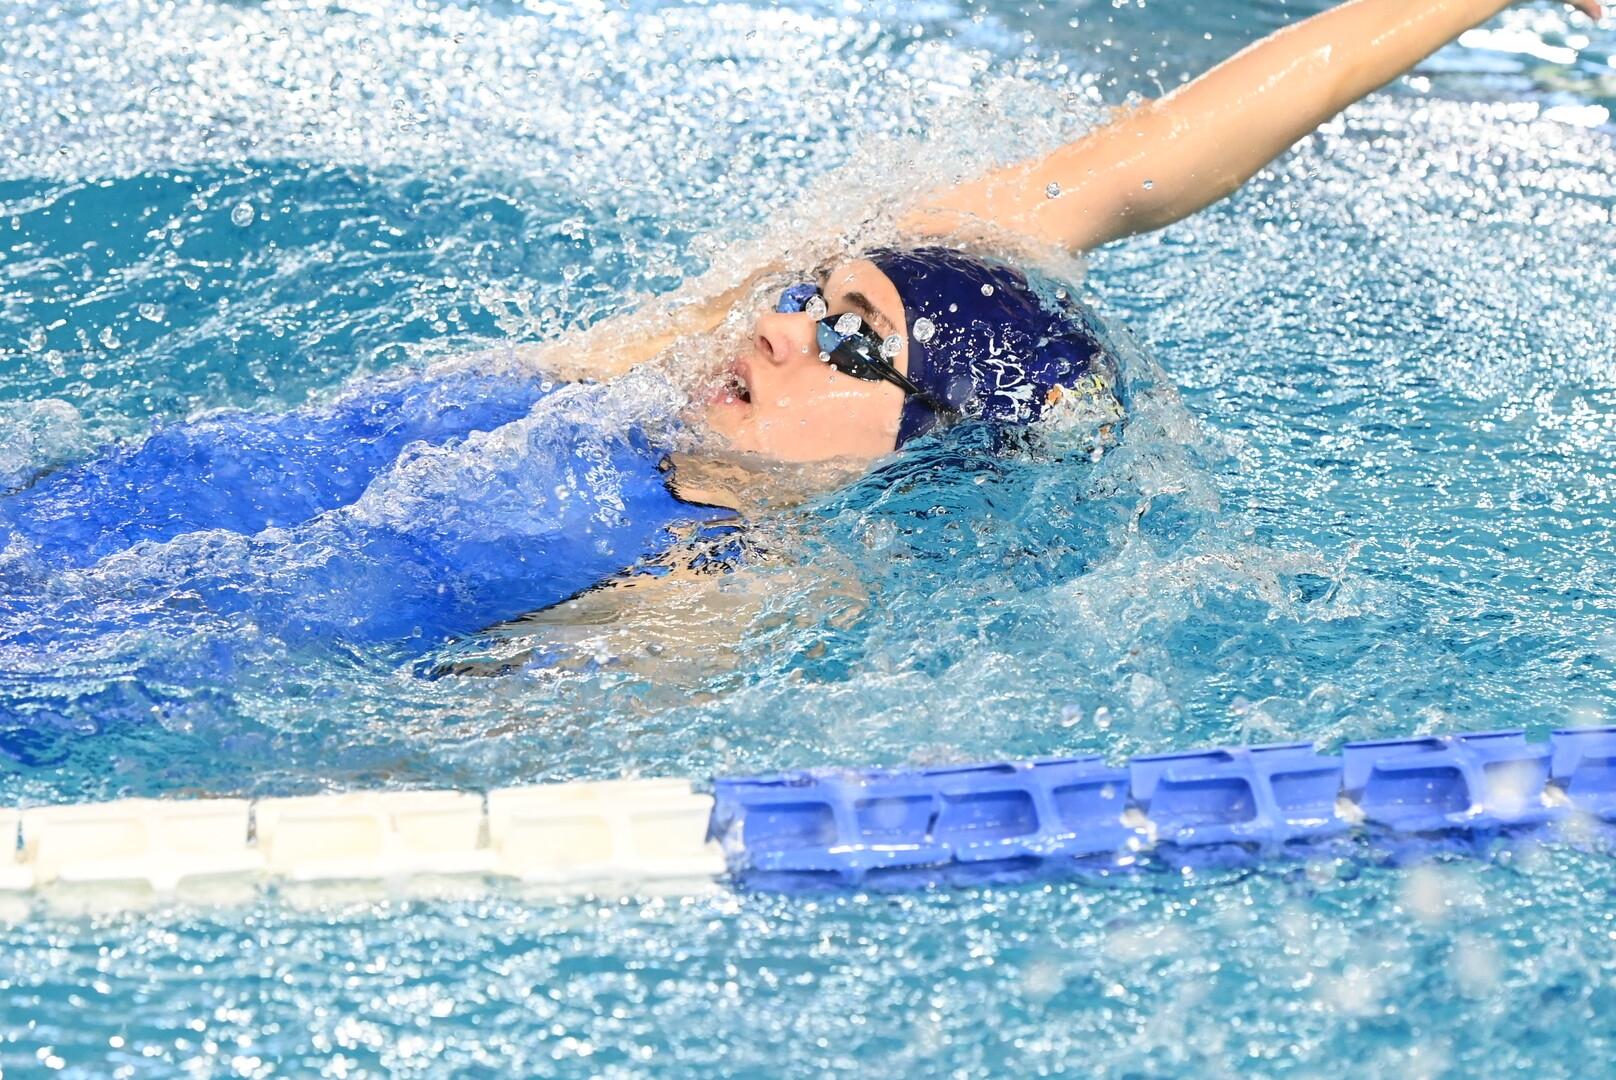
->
<box><xmin>0</xmin><ymin>0</ymin><xmax>1600</xmax><ymax>672</ymax></box>
<box><xmin>440</xmin><ymin>0</ymin><xmax>1604</xmax><ymax>672</ymax></box>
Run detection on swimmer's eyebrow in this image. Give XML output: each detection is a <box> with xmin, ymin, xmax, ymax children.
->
<box><xmin>812</xmin><ymin>267</ymin><xmax>899</xmax><ymax>337</ymax></box>
<box><xmin>847</xmin><ymin>290</ymin><xmax>890</xmax><ymax>330</ymax></box>
<box><xmin>831</xmin><ymin>287</ymin><xmax>899</xmax><ymax>338</ymax></box>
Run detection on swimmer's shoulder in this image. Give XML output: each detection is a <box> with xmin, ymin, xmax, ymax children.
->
<box><xmin>423</xmin><ymin>521</ymin><xmax>768</xmax><ymax>678</ymax></box>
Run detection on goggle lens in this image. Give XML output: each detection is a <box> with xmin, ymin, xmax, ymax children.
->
<box><xmin>778</xmin><ymin>284</ymin><xmax>890</xmax><ymax>382</ymax></box>
<box><xmin>773</xmin><ymin>282</ymin><xmax>954</xmax><ymax>415</ymax></box>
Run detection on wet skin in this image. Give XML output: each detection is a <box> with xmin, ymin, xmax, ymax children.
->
<box><xmin>701</xmin><ymin>259</ymin><xmax>912</xmax><ymax>463</ymax></box>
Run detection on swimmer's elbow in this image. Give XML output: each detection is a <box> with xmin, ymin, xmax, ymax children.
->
<box><xmin>1078</xmin><ymin>101</ymin><xmax>1258</xmax><ymax>246</ymax></box>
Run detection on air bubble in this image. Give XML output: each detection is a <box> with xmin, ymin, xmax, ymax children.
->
<box><xmin>948</xmin><ymin>303</ymin><xmax>958</xmax><ymax>313</ymax></box>
<box><xmin>230</xmin><ymin>202</ymin><xmax>256</xmax><ymax>227</ymax></box>
<box><xmin>1045</xmin><ymin>182</ymin><xmax>1061</xmax><ymax>199</ymax></box>
<box><xmin>98</xmin><ymin>326</ymin><xmax>120</xmax><ymax>349</ymax></box>
<box><xmin>1142</xmin><ymin>179</ymin><xmax>1154</xmax><ymax>190</ymax></box>
<box><xmin>833</xmin><ymin>312</ymin><xmax>861</xmax><ymax>335</ymax></box>
<box><xmin>880</xmin><ymin>334</ymin><xmax>904</xmax><ymax>359</ymax></box>
<box><xmin>818</xmin><ymin>350</ymin><xmax>831</xmax><ymax>364</ymax></box>
<box><xmin>980</xmin><ymin>284</ymin><xmax>994</xmax><ymax>297</ymax></box>
<box><xmin>138</xmin><ymin>303</ymin><xmax>165</xmax><ymax>323</ymax></box>
<box><xmin>912</xmin><ymin>317</ymin><xmax>936</xmax><ymax>343</ymax></box>
<box><xmin>805</xmin><ymin>295</ymin><xmax>828</xmax><ymax>320</ymax></box>
<box><xmin>25</xmin><ymin>327</ymin><xmax>46</xmax><ymax>351</ymax></box>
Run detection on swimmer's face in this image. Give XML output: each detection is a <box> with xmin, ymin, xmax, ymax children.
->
<box><xmin>702</xmin><ymin>259</ymin><xmax>909</xmax><ymax>462</ymax></box>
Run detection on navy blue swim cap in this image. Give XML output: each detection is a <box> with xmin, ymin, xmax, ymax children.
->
<box><xmin>866</xmin><ymin>247</ymin><xmax>1122</xmax><ymax>446</ymax></box>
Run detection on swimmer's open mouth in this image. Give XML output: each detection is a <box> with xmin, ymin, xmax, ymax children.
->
<box><xmin>711</xmin><ymin>359</ymin><xmax>751</xmax><ymax>405</ymax></box>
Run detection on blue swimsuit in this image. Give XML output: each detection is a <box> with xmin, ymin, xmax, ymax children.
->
<box><xmin>0</xmin><ymin>370</ymin><xmax>726</xmax><ymax>650</ymax></box>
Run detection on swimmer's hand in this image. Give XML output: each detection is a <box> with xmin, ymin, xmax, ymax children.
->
<box><xmin>1555</xmin><ymin>0</ymin><xmax>1601</xmax><ymax>19</ymax></box>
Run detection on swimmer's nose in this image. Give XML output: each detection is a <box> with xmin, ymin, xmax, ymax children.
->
<box><xmin>753</xmin><ymin>311</ymin><xmax>818</xmax><ymax>368</ymax></box>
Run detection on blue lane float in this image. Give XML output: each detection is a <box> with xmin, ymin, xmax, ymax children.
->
<box><xmin>708</xmin><ymin>727</ymin><xmax>1616</xmax><ymax>890</ymax></box>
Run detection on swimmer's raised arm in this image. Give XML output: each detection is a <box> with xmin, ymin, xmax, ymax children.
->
<box><xmin>903</xmin><ymin>0</ymin><xmax>1601</xmax><ymax>253</ymax></box>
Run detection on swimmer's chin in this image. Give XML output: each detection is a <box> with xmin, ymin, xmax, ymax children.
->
<box><xmin>686</xmin><ymin>399</ymin><xmax>748</xmax><ymax>447</ymax></box>
<box><xmin>684</xmin><ymin>393</ymin><xmax>893</xmax><ymax>467</ymax></box>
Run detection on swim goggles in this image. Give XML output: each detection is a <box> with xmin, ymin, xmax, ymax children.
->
<box><xmin>776</xmin><ymin>283</ymin><xmax>956</xmax><ymax>415</ymax></box>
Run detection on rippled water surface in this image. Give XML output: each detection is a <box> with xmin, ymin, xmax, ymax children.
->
<box><xmin>3</xmin><ymin>0</ymin><xmax>1616</xmax><ymax>1075</ymax></box>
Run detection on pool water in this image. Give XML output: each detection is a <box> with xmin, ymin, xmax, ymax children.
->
<box><xmin>4</xmin><ymin>0</ymin><xmax>1616</xmax><ymax>1075</ymax></box>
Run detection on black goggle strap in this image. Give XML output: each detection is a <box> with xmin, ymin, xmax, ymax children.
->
<box><xmin>818</xmin><ymin>325</ymin><xmax>954</xmax><ymax>415</ymax></box>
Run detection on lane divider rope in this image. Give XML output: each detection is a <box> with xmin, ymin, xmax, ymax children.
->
<box><xmin>2</xmin><ymin>780</ymin><xmax>723</xmax><ymax>897</ymax></box>
<box><xmin>2</xmin><ymin>727</ymin><xmax>1612</xmax><ymax>900</ymax></box>
<box><xmin>710</xmin><ymin>727</ymin><xmax>1616</xmax><ymax>889</ymax></box>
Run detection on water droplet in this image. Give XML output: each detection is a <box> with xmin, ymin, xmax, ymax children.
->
<box><xmin>805</xmin><ymin>295</ymin><xmax>828</xmax><ymax>320</ymax></box>
<box><xmin>1142</xmin><ymin>179</ymin><xmax>1154</xmax><ymax>190</ymax></box>
<box><xmin>138</xmin><ymin>303</ymin><xmax>166</xmax><ymax>323</ymax></box>
<box><xmin>980</xmin><ymin>284</ymin><xmax>994</xmax><ymax>297</ymax></box>
<box><xmin>98</xmin><ymin>326</ymin><xmax>120</xmax><ymax>349</ymax></box>
<box><xmin>1045</xmin><ymin>181</ymin><xmax>1061</xmax><ymax>199</ymax></box>
<box><xmin>880</xmin><ymin>334</ymin><xmax>904</xmax><ymax>359</ymax></box>
<box><xmin>230</xmin><ymin>202</ymin><xmax>256</xmax><ymax>227</ymax></box>
<box><xmin>912</xmin><ymin>317</ymin><xmax>936</xmax><ymax>343</ymax></box>
<box><xmin>818</xmin><ymin>350</ymin><xmax>831</xmax><ymax>364</ymax></box>
<box><xmin>833</xmin><ymin>312</ymin><xmax>862</xmax><ymax>335</ymax></box>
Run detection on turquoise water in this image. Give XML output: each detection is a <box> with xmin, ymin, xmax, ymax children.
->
<box><xmin>4</xmin><ymin>0</ymin><xmax>1616</xmax><ymax>1075</ymax></box>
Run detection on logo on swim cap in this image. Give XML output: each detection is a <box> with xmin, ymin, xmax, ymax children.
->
<box><xmin>865</xmin><ymin>247</ymin><xmax>1122</xmax><ymax>447</ymax></box>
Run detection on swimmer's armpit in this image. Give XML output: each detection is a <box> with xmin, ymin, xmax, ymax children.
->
<box><xmin>424</xmin><ymin>565</ymin><xmax>749</xmax><ymax>679</ymax></box>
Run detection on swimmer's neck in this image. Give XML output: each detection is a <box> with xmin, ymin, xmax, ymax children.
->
<box><xmin>662</xmin><ymin>450</ymin><xmax>866</xmax><ymax>516</ymax></box>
